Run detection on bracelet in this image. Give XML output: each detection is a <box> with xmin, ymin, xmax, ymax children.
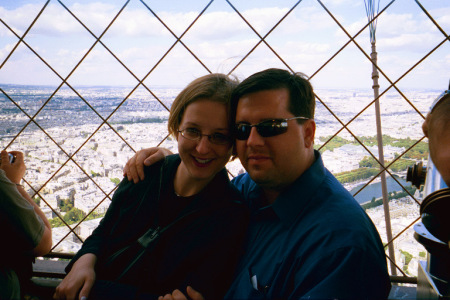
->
<box><xmin>16</xmin><ymin>183</ymin><xmax>23</xmax><ymax>187</ymax></box>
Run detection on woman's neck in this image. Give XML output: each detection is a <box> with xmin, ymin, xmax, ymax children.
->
<box><xmin>173</xmin><ymin>162</ymin><xmax>213</xmax><ymax>197</ymax></box>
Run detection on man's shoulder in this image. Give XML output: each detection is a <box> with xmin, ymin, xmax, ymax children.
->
<box><xmin>315</xmin><ymin>167</ymin><xmax>356</xmax><ymax>203</ymax></box>
<box><xmin>301</xmin><ymin>168</ymin><xmax>380</xmax><ymax>237</ymax></box>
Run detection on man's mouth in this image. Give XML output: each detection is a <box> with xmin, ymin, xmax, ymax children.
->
<box><xmin>248</xmin><ymin>153</ymin><xmax>270</xmax><ymax>160</ymax></box>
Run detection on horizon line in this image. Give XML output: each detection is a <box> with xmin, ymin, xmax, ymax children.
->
<box><xmin>0</xmin><ymin>82</ymin><xmax>442</xmax><ymax>92</ymax></box>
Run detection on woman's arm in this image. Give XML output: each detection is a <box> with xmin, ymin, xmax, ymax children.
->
<box><xmin>54</xmin><ymin>253</ymin><xmax>97</xmax><ymax>300</ymax></box>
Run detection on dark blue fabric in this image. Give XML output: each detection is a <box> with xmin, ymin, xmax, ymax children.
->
<box><xmin>226</xmin><ymin>150</ymin><xmax>391</xmax><ymax>300</ymax></box>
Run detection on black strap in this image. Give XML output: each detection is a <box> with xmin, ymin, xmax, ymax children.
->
<box><xmin>107</xmin><ymin>207</ymin><xmax>202</xmax><ymax>282</ymax></box>
<box><xmin>137</xmin><ymin>207</ymin><xmax>201</xmax><ymax>248</ymax></box>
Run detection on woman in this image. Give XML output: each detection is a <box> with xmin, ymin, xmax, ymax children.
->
<box><xmin>54</xmin><ymin>74</ymin><xmax>248</xmax><ymax>300</ymax></box>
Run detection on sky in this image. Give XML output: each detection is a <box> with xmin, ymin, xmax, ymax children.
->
<box><xmin>0</xmin><ymin>0</ymin><xmax>449</xmax><ymax>90</ymax></box>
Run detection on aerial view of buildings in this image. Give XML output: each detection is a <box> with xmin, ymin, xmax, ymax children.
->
<box><xmin>0</xmin><ymin>84</ymin><xmax>437</xmax><ymax>276</ymax></box>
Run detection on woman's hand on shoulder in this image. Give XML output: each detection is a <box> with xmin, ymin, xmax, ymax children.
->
<box><xmin>123</xmin><ymin>147</ymin><xmax>173</xmax><ymax>183</ymax></box>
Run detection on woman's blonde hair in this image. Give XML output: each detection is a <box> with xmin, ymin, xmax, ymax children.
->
<box><xmin>168</xmin><ymin>73</ymin><xmax>239</xmax><ymax>137</ymax></box>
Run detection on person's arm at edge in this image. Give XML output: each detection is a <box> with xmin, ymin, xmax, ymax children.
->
<box><xmin>123</xmin><ymin>147</ymin><xmax>173</xmax><ymax>183</ymax></box>
<box><xmin>1</xmin><ymin>150</ymin><xmax>52</xmax><ymax>256</ymax></box>
<box><xmin>16</xmin><ymin>184</ymin><xmax>52</xmax><ymax>256</ymax></box>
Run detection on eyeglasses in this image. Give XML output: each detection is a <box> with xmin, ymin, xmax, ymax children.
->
<box><xmin>178</xmin><ymin>128</ymin><xmax>231</xmax><ymax>145</ymax></box>
<box><xmin>234</xmin><ymin>116</ymin><xmax>310</xmax><ymax>140</ymax></box>
<box><xmin>430</xmin><ymin>90</ymin><xmax>450</xmax><ymax>113</ymax></box>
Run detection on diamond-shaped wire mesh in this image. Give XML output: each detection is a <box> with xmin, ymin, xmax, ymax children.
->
<box><xmin>1</xmin><ymin>0</ymin><xmax>449</xmax><ymax>279</ymax></box>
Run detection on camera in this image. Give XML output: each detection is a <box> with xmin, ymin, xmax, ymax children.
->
<box><xmin>406</xmin><ymin>161</ymin><xmax>426</xmax><ymax>189</ymax></box>
<box><xmin>0</xmin><ymin>153</ymin><xmax>15</xmax><ymax>164</ymax></box>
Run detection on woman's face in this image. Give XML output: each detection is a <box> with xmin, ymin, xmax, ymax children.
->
<box><xmin>177</xmin><ymin>99</ymin><xmax>232</xmax><ymax>184</ymax></box>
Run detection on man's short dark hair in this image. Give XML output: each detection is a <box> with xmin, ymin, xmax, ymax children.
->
<box><xmin>429</xmin><ymin>92</ymin><xmax>450</xmax><ymax>136</ymax></box>
<box><xmin>230</xmin><ymin>68</ymin><xmax>315</xmax><ymax>124</ymax></box>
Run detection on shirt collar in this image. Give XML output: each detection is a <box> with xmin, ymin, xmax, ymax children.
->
<box><xmin>259</xmin><ymin>150</ymin><xmax>327</xmax><ymax>226</ymax></box>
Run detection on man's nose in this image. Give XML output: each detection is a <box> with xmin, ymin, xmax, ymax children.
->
<box><xmin>246</xmin><ymin>127</ymin><xmax>264</xmax><ymax>146</ymax></box>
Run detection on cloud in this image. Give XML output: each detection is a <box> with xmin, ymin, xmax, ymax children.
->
<box><xmin>0</xmin><ymin>3</ymin><xmax>330</xmax><ymax>40</ymax></box>
<box><xmin>0</xmin><ymin>1</ymin><xmax>447</xmax><ymax>89</ymax></box>
<box><xmin>378</xmin><ymin>33</ymin><xmax>439</xmax><ymax>51</ymax></box>
<box><xmin>0</xmin><ymin>43</ymin><xmax>14</xmax><ymax>61</ymax></box>
<box><xmin>234</xmin><ymin>7</ymin><xmax>290</xmax><ymax>35</ymax></box>
<box><xmin>0</xmin><ymin>2</ymin><xmax>169</xmax><ymax>38</ymax></box>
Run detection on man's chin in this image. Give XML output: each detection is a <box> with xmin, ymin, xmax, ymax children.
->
<box><xmin>248</xmin><ymin>171</ymin><xmax>271</xmax><ymax>186</ymax></box>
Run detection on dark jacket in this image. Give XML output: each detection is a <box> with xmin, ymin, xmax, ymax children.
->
<box><xmin>67</xmin><ymin>154</ymin><xmax>249</xmax><ymax>299</ymax></box>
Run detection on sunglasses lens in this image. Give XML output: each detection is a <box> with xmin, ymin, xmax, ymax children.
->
<box><xmin>257</xmin><ymin>120</ymin><xmax>287</xmax><ymax>137</ymax></box>
<box><xmin>235</xmin><ymin>124</ymin><xmax>251</xmax><ymax>140</ymax></box>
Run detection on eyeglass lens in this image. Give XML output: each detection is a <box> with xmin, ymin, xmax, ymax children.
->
<box><xmin>179</xmin><ymin>129</ymin><xmax>230</xmax><ymax>145</ymax></box>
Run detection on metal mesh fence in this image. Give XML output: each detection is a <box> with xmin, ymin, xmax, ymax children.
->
<box><xmin>1</xmin><ymin>0</ymin><xmax>449</xmax><ymax>279</ymax></box>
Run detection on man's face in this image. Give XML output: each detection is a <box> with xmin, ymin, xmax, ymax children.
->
<box><xmin>235</xmin><ymin>88</ymin><xmax>315</xmax><ymax>193</ymax></box>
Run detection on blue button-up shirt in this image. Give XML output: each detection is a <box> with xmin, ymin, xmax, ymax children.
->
<box><xmin>226</xmin><ymin>151</ymin><xmax>391</xmax><ymax>299</ymax></box>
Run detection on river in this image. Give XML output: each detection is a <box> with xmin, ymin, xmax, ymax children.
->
<box><xmin>350</xmin><ymin>175</ymin><xmax>411</xmax><ymax>204</ymax></box>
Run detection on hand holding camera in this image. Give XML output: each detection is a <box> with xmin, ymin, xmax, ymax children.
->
<box><xmin>0</xmin><ymin>153</ymin><xmax>15</xmax><ymax>164</ymax></box>
<box><xmin>0</xmin><ymin>150</ymin><xmax>26</xmax><ymax>185</ymax></box>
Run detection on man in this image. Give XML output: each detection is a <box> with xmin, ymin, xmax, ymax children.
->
<box><xmin>422</xmin><ymin>86</ymin><xmax>450</xmax><ymax>186</ymax></box>
<box><xmin>124</xmin><ymin>68</ymin><xmax>391</xmax><ymax>299</ymax></box>
<box><xmin>0</xmin><ymin>150</ymin><xmax>52</xmax><ymax>299</ymax></box>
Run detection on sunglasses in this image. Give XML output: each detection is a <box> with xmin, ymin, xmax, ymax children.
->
<box><xmin>234</xmin><ymin>116</ymin><xmax>310</xmax><ymax>140</ymax></box>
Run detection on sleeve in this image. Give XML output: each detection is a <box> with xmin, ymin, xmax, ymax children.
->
<box><xmin>0</xmin><ymin>170</ymin><xmax>45</xmax><ymax>251</ymax></box>
<box><xmin>66</xmin><ymin>160</ymin><xmax>163</xmax><ymax>273</ymax></box>
<box><xmin>293</xmin><ymin>246</ymin><xmax>391</xmax><ymax>300</ymax></box>
<box><xmin>65</xmin><ymin>176</ymin><xmax>136</xmax><ymax>272</ymax></box>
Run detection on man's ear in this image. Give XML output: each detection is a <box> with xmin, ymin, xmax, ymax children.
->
<box><xmin>422</xmin><ymin>114</ymin><xmax>431</xmax><ymax>138</ymax></box>
<box><xmin>303</xmin><ymin>119</ymin><xmax>316</xmax><ymax>149</ymax></box>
